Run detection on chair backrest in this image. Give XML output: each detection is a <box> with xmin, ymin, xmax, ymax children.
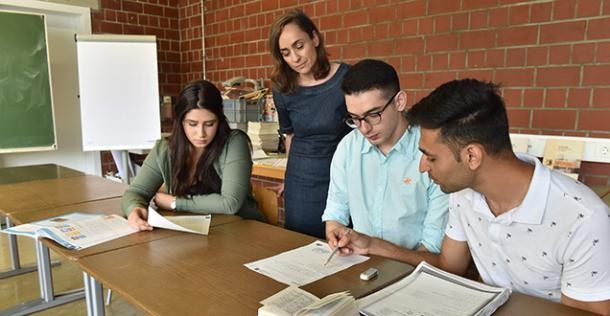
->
<box><xmin>252</xmin><ymin>185</ymin><xmax>279</xmax><ymax>226</ymax></box>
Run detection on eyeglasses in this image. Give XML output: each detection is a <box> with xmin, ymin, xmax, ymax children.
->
<box><xmin>344</xmin><ymin>91</ymin><xmax>399</xmax><ymax>128</ymax></box>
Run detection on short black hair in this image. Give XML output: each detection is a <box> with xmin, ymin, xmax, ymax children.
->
<box><xmin>407</xmin><ymin>79</ymin><xmax>512</xmax><ymax>158</ymax></box>
<box><xmin>341</xmin><ymin>59</ymin><xmax>400</xmax><ymax>98</ymax></box>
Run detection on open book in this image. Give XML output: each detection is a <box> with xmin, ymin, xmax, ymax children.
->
<box><xmin>258</xmin><ymin>286</ymin><xmax>356</xmax><ymax>316</ymax></box>
<box><xmin>358</xmin><ymin>261</ymin><xmax>511</xmax><ymax>316</ymax></box>
<box><xmin>147</xmin><ymin>206</ymin><xmax>211</xmax><ymax>235</ymax></box>
<box><xmin>1</xmin><ymin>212</ymin><xmax>137</xmax><ymax>250</ymax></box>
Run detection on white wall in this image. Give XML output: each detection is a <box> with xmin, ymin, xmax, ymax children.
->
<box><xmin>0</xmin><ymin>0</ymin><xmax>101</xmax><ymax>175</ymax></box>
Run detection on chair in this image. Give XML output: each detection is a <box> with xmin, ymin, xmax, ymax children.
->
<box><xmin>252</xmin><ymin>185</ymin><xmax>280</xmax><ymax>226</ymax></box>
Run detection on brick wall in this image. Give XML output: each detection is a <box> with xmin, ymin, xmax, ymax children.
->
<box><xmin>202</xmin><ymin>0</ymin><xmax>610</xmax><ymax>185</ymax></box>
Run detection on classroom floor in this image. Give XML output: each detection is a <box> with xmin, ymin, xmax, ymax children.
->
<box><xmin>0</xmin><ymin>233</ymin><xmax>144</xmax><ymax>315</ymax></box>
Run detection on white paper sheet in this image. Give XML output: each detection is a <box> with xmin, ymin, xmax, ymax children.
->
<box><xmin>244</xmin><ymin>241</ymin><xmax>369</xmax><ymax>286</ymax></box>
<box><xmin>147</xmin><ymin>206</ymin><xmax>211</xmax><ymax>235</ymax></box>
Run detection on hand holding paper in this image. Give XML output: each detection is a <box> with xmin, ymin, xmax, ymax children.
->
<box><xmin>147</xmin><ymin>206</ymin><xmax>211</xmax><ymax>235</ymax></box>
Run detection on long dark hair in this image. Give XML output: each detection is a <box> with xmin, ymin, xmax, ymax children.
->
<box><xmin>269</xmin><ymin>9</ymin><xmax>330</xmax><ymax>95</ymax></box>
<box><xmin>170</xmin><ymin>80</ymin><xmax>231</xmax><ymax>196</ymax></box>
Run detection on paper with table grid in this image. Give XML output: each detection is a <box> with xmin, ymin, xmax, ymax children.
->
<box><xmin>244</xmin><ymin>241</ymin><xmax>368</xmax><ymax>286</ymax></box>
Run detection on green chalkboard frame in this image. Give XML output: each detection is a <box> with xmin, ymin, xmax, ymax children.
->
<box><xmin>0</xmin><ymin>10</ymin><xmax>56</xmax><ymax>153</ymax></box>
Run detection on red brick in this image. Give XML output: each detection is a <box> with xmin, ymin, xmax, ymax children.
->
<box><xmin>584</xmin><ymin>65</ymin><xmax>610</xmax><ymax>85</ymax></box>
<box><xmin>596</xmin><ymin>42</ymin><xmax>610</xmax><ymax>62</ymax></box>
<box><xmin>485</xmin><ymin>49</ymin><xmax>505</xmax><ymax>67</ymax></box>
<box><xmin>435</xmin><ymin>16</ymin><xmax>451</xmax><ymax>33</ymax></box>
<box><xmin>577</xmin><ymin>0</ymin><xmax>602</xmax><ymax>17</ymax></box>
<box><xmin>462</xmin><ymin>0</ymin><xmax>497</xmax><ymax>10</ymax></box>
<box><xmin>531</xmin><ymin>2</ymin><xmax>552</xmax><ymax>22</ymax></box>
<box><xmin>261</xmin><ymin>0</ymin><xmax>279</xmax><ymax>12</ymax></box>
<box><xmin>579</xmin><ymin>110</ymin><xmax>610</xmax><ymax>131</ymax></box>
<box><xmin>537</xmin><ymin>67</ymin><xmax>581</xmax><ymax>87</ymax></box>
<box><xmin>432</xmin><ymin>54</ymin><xmax>449</xmax><ymax>70</ymax></box>
<box><xmin>371</xmin><ymin>6</ymin><xmax>396</xmax><ymax>23</ymax></box>
<box><xmin>402</xmin><ymin>20</ymin><xmax>418</xmax><ymax>36</ymax></box>
<box><xmin>460</xmin><ymin>30</ymin><xmax>495</xmax><ymax>49</ymax></box>
<box><xmin>426</xmin><ymin>34</ymin><xmax>458</xmax><ymax>52</ymax></box>
<box><xmin>123</xmin><ymin>0</ymin><xmax>143</xmax><ymax>12</ymax></box>
<box><xmin>509</xmin><ymin>4</ymin><xmax>530</xmax><ymax>25</ymax></box>
<box><xmin>344</xmin><ymin>10</ymin><xmax>368</xmax><ymax>27</ymax></box>
<box><xmin>532</xmin><ymin>110</ymin><xmax>576</xmax><ymax>129</ymax></box>
<box><xmin>507</xmin><ymin>109</ymin><xmax>530</xmax><ymax>127</ymax></box>
<box><xmin>418</xmin><ymin>17</ymin><xmax>434</xmax><ymax>35</ymax></box>
<box><xmin>568</xmin><ymin>88</ymin><xmax>592</xmax><ymax>107</ymax></box>
<box><xmin>588</xmin><ymin>17</ymin><xmax>610</xmax><ymax>40</ymax></box>
<box><xmin>592</xmin><ymin>88</ymin><xmax>610</xmax><ymax>107</ymax></box>
<box><xmin>549</xmin><ymin>45</ymin><xmax>571</xmax><ymax>64</ymax></box>
<box><xmin>418</xmin><ymin>55</ymin><xmax>431</xmax><ymax>71</ymax></box>
<box><xmin>100</xmin><ymin>0</ymin><xmax>121</xmax><ymax>10</ymax></box>
<box><xmin>502</xmin><ymin>89</ymin><xmax>522</xmax><ymax>107</ymax></box>
<box><xmin>450</xmin><ymin>52</ymin><xmax>467</xmax><ymax>69</ymax></box>
<box><xmin>401</xmin><ymin>55</ymin><xmax>417</xmax><ymax>72</ymax></box>
<box><xmin>553</xmin><ymin>0</ymin><xmax>577</xmax><ymax>20</ymax></box>
<box><xmin>545</xmin><ymin>89</ymin><xmax>567</xmax><ymax>107</ymax></box>
<box><xmin>396</xmin><ymin>38</ymin><xmax>424</xmax><ymax>54</ymax></box>
<box><xmin>429</xmin><ymin>0</ymin><xmax>460</xmax><ymax>14</ymax></box>
<box><xmin>369</xmin><ymin>40</ymin><xmax>394</xmax><ymax>57</ymax></box>
<box><xmin>470</xmin><ymin>10</ymin><xmax>488</xmax><ymax>29</ymax></box>
<box><xmin>489</xmin><ymin>7</ymin><xmax>509</xmax><ymax>27</ymax></box>
<box><xmin>143</xmin><ymin>4</ymin><xmax>164</xmax><ymax>16</ymax></box>
<box><xmin>506</xmin><ymin>48</ymin><xmax>526</xmax><ymax>67</ymax></box>
<box><xmin>452</xmin><ymin>13</ymin><xmax>469</xmax><ymax>31</ymax></box>
<box><xmin>400</xmin><ymin>73</ymin><xmax>424</xmax><ymax>89</ymax></box>
<box><xmin>573</xmin><ymin>43</ymin><xmax>595</xmax><ymax>63</ymax></box>
<box><xmin>540</xmin><ymin>21</ymin><xmax>585</xmax><ymax>43</ymax></box>
<box><xmin>397</xmin><ymin>0</ymin><xmax>426</xmax><ymax>19</ymax></box>
<box><xmin>100</xmin><ymin>21</ymin><xmax>122</xmax><ymax>33</ymax></box>
<box><xmin>495</xmin><ymin>68</ymin><xmax>534</xmax><ymax>86</ymax></box>
<box><xmin>526</xmin><ymin>46</ymin><xmax>548</xmax><ymax>66</ymax></box>
<box><xmin>523</xmin><ymin>89</ymin><xmax>544</xmax><ymax>107</ymax></box>
<box><xmin>458</xmin><ymin>70</ymin><xmax>493</xmax><ymax>81</ymax></box>
<box><xmin>467</xmin><ymin>51</ymin><xmax>485</xmax><ymax>68</ymax></box>
<box><xmin>424</xmin><ymin>72</ymin><xmax>456</xmax><ymax>88</ymax></box>
<box><xmin>498</xmin><ymin>26</ymin><xmax>538</xmax><ymax>46</ymax></box>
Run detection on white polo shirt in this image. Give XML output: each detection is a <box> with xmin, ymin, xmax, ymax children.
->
<box><xmin>446</xmin><ymin>153</ymin><xmax>610</xmax><ymax>302</ymax></box>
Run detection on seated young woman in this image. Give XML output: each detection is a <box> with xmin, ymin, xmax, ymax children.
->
<box><xmin>122</xmin><ymin>79</ymin><xmax>263</xmax><ymax>231</ymax></box>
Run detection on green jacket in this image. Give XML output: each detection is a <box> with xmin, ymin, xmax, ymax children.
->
<box><xmin>121</xmin><ymin>130</ymin><xmax>262</xmax><ymax>220</ymax></box>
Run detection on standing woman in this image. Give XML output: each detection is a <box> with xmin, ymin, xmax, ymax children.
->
<box><xmin>122</xmin><ymin>80</ymin><xmax>262</xmax><ymax>231</ymax></box>
<box><xmin>269</xmin><ymin>9</ymin><xmax>351</xmax><ymax>238</ymax></box>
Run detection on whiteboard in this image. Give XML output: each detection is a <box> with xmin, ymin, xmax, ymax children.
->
<box><xmin>76</xmin><ymin>34</ymin><xmax>160</xmax><ymax>151</ymax></box>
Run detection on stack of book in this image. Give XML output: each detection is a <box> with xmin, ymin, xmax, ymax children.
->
<box><xmin>248</xmin><ymin>121</ymin><xmax>279</xmax><ymax>154</ymax></box>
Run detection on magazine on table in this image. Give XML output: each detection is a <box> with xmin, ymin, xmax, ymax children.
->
<box><xmin>1</xmin><ymin>212</ymin><xmax>137</xmax><ymax>250</ymax></box>
<box><xmin>357</xmin><ymin>261</ymin><xmax>511</xmax><ymax>316</ymax></box>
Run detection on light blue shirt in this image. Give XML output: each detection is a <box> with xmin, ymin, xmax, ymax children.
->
<box><xmin>321</xmin><ymin>125</ymin><xmax>449</xmax><ymax>252</ymax></box>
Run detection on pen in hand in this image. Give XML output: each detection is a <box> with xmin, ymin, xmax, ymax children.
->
<box><xmin>324</xmin><ymin>229</ymin><xmax>351</xmax><ymax>266</ymax></box>
<box><xmin>324</xmin><ymin>247</ymin><xmax>340</xmax><ymax>266</ymax></box>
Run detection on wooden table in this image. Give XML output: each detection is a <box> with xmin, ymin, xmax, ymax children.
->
<box><xmin>78</xmin><ymin>220</ymin><xmax>412</xmax><ymax>315</ymax></box>
<box><xmin>0</xmin><ymin>173</ymin><xmax>126</xmax><ymax>315</ymax></box>
<box><xmin>5</xmin><ymin>193</ymin><xmax>241</xmax><ymax>316</ymax></box>
<box><xmin>0</xmin><ymin>163</ymin><xmax>84</xmax><ymax>185</ymax></box>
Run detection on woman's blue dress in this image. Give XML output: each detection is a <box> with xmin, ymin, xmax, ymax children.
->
<box><xmin>273</xmin><ymin>63</ymin><xmax>351</xmax><ymax>238</ymax></box>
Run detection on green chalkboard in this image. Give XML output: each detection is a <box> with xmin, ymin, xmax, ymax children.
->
<box><xmin>0</xmin><ymin>10</ymin><xmax>55</xmax><ymax>153</ymax></box>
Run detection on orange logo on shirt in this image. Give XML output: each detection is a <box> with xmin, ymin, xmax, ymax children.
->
<box><xmin>403</xmin><ymin>178</ymin><xmax>412</xmax><ymax>185</ymax></box>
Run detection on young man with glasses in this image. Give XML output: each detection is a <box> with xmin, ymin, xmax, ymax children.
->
<box><xmin>323</xmin><ymin>59</ymin><xmax>449</xmax><ymax>254</ymax></box>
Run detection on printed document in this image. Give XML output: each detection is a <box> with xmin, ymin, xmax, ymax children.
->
<box><xmin>147</xmin><ymin>206</ymin><xmax>211</xmax><ymax>235</ymax></box>
<box><xmin>245</xmin><ymin>241</ymin><xmax>368</xmax><ymax>286</ymax></box>
<box><xmin>258</xmin><ymin>286</ymin><xmax>356</xmax><ymax>316</ymax></box>
<box><xmin>1</xmin><ymin>212</ymin><xmax>137</xmax><ymax>250</ymax></box>
<box><xmin>358</xmin><ymin>261</ymin><xmax>510</xmax><ymax>316</ymax></box>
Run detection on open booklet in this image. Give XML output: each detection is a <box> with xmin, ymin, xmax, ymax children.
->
<box><xmin>0</xmin><ymin>212</ymin><xmax>137</xmax><ymax>250</ymax></box>
<box><xmin>147</xmin><ymin>206</ymin><xmax>211</xmax><ymax>235</ymax></box>
<box><xmin>258</xmin><ymin>286</ymin><xmax>356</xmax><ymax>316</ymax></box>
<box><xmin>358</xmin><ymin>261</ymin><xmax>511</xmax><ymax>316</ymax></box>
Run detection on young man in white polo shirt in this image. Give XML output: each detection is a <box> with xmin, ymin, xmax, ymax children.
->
<box><xmin>328</xmin><ymin>79</ymin><xmax>610</xmax><ymax>315</ymax></box>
